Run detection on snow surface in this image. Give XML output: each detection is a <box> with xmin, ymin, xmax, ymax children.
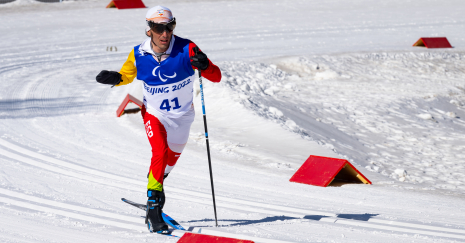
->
<box><xmin>1</xmin><ymin>0</ymin><xmax>465</xmax><ymax>242</ymax></box>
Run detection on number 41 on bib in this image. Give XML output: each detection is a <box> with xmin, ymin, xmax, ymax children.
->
<box><xmin>160</xmin><ymin>97</ymin><xmax>181</xmax><ymax>111</ymax></box>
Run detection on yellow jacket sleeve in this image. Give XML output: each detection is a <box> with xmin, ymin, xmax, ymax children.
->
<box><xmin>117</xmin><ymin>49</ymin><xmax>137</xmax><ymax>86</ymax></box>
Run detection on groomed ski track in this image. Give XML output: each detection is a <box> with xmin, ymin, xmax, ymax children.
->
<box><xmin>1</xmin><ymin>0</ymin><xmax>465</xmax><ymax>242</ymax></box>
<box><xmin>2</xmin><ymin>139</ymin><xmax>465</xmax><ymax>241</ymax></box>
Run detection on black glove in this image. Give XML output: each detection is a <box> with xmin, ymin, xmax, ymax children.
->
<box><xmin>190</xmin><ymin>46</ymin><xmax>209</xmax><ymax>70</ymax></box>
<box><xmin>96</xmin><ymin>70</ymin><xmax>122</xmax><ymax>85</ymax></box>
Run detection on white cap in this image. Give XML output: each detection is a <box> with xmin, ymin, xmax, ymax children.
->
<box><xmin>146</xmin><ymin>6</ymin><xmax>174</xmax><ymax>23</ymax></box>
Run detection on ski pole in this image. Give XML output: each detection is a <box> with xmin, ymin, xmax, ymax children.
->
<box><xmin>198</xmin><ymin>69</ymin><xmax>219</xmax><ymax>227</ymax></box>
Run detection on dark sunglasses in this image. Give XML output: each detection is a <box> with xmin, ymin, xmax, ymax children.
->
<box><xmin>148</xmin><ymin>18</ymin><xmax>176</xmax><ymax>34</ymax></box>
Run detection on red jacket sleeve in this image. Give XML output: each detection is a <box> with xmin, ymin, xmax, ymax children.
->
<box><xmin>189</xmin><ymin>42</ymin><xmax>222</xmax><ymax>83</ymax></box>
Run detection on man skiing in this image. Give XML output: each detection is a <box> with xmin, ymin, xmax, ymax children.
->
<box><xmin>95</xmin><ymin>6</ymin><xmax>221</xmax><ymax>234</ymax></box>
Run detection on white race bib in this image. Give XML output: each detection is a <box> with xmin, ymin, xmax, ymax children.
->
<box><xmin>142</xmin><ymin>75</ymin><xmax>195</xmax><ymax>120</ymax></box>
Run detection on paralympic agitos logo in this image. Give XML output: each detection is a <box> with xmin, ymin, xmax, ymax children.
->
<box><xmin>152</xmin><ymin>66</ymin><xmax>176</xmax><ymax>82</ymax></box>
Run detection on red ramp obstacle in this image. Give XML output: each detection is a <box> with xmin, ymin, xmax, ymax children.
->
<box><xmin>106</xmin><ymin>0</ymin><xmax>146</xmax><ymax>9</ymax></box>
<box><xmin>413</xmin><ymin>37</ymin><xmax>452</xmax><ymax>48</ymax></box>
<box><xmin>290</xmin><ymin>155</ymin><xmax>371</xmax><ymax>187</ymax></box>
<box><xmin>177</xmin><ymin>232</ymin><xmax>254</xmax><ymax>243</ymax></box>
<box><xmin>116</xmin><ymin>94</ymin><xmax>143</xmax><ymax>117</ymax></box>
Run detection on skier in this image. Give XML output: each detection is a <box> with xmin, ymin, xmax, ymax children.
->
<box><xmin>95</xmin><ymin>6</ymin><xmax>221</xmax><ymax>233</ymax></box>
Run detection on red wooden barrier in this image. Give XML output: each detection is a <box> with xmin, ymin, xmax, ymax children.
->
<box><xmin>106</xmin><ymin>0</ymin><xmax>146</xmax><ymax>9</ymax></box>
<box><xmin>116</xmin><ymin>94</ymin><xmax>143</xmax><ymax>117</ymax></box>
<box><xmin>177</xmin><ymin>232</ymin><xmax>254</xmax><ymax>243</ymax></box>
<box><xmin>290</xmin><ymin>155</ymin><xmax>371</xmax><ymax>187</ymax></box>
<box><xmin>413</xmin><ymin>37</ymin><xmax>452</xmax><ymax>48</ymax></box>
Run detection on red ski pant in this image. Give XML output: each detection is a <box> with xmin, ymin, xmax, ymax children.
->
<box><xmin>142</xmin><ymin>105</ymin><xmax>191</xmax><ymax>192</ymax></box>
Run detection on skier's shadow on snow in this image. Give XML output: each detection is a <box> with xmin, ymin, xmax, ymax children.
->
<box><xmin>186</xmin><ymin>215</ymin><xmax>300</xmax><ymax>227</ymax></box>
<box><xmin>336</xmin><ymin>213</ymin><xmax>379</xmax><ymax>221</ymax></box>
<box><xmin>185</xmin><ymin>213</ymin><xmax>379</xmax><ymax>227</ymax></box>
<box><xmin>304</xmin><ymin>213</ymin><xmax>379</xmax><ymax>221</ymax></box>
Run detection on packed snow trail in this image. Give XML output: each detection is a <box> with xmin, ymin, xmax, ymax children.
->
<box><xmin>1</xmin><ymin>0</ymin><xmax>465</xmax><ymax>242</ymax></box>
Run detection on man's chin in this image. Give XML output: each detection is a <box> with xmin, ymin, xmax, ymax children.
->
<box><xmin>158</xmin><ymin>42</ymin><xmax>169</xmax><ymax>48</ymax></box>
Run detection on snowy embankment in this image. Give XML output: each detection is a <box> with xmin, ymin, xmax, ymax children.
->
<box><xmin>214</xmin><ymin>52</ymin><xmax>465</xmax><ymax>191</ymax></box>
<box><xmin>1</xmin><ymin>0</ymin><xmax>465</xmax><ymax>242</ymax></box>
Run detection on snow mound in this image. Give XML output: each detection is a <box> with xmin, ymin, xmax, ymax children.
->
<box><xmin>417</xmin><ymin>113</ymin><xmax>433</xmax><ymax>120</ymax></box>
<box><xmin>218</xmin><ymin>51</ymin><xmax>465</xmax><ymax>192</ymax></box>
<box><xmin>0</xmin><ymin>0</ymin><xmax>39</xmax><ymax>7</ymax></box>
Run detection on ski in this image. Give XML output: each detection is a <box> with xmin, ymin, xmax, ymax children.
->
<box><xmin>121</xmin><ymin>198</ymin><xmax>146</xmax><ymax>211</ymax></box>
<box><xmin>121</xmin><ymin>198</ymin><xmax>186</xmax><ymax>231</ymax></box>
<box><xmin>162</xmin><ymin>212</ymin><xmax>186</xmax><ymax>230</ymax></box>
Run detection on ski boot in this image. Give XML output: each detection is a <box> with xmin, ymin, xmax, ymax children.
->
<box><xmin>146</xmin><ymin>190</ymin><xmax>169</xmax><ymax>234</ymax></box>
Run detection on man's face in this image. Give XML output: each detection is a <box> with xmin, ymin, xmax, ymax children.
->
<box><xmin>149</xmin><ymin>28</ymin><xmax>172</xmax><ymax>52</ymax></box>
